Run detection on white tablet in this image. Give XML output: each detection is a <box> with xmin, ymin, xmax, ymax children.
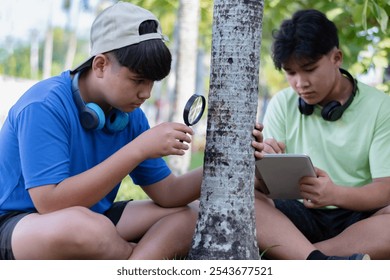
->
<box><xmin>255</xmin><ymin>154</ymin><xmax>316</xmax><ymax>199</ymax></box>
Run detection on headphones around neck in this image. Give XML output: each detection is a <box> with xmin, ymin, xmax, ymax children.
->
<box><xmin>71</xmin><ymin>71</ymin><xmax>129</xmax><ymax>133</ymax></box>
<box><xmin>298</xmin><ymin>68</ymin><xmax>357</xmax><ymax>121</ymax></box>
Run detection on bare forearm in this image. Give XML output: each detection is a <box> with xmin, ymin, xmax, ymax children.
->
<box><xmin>30</xmin><ymin>140</ymin><xmax>146</xmax><ymax>213</ymax></box>
<box><xmin>144</xmin><ymin>167</ymin><xmax>203</xmax><ymax>207</ymax></box>
<box><xmin>334</xmin><ymin>180</ymin><xmax>390</xmax><ymax>211</ymax></box>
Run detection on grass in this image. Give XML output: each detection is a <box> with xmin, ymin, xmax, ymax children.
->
<box><xmin>115</xmin><ymin>151</ymin><xmax>204</xmax><ymax>202</ymax></box>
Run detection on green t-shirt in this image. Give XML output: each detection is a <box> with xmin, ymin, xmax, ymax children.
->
<box><xmin>263</xmin><ymin>81</ymin><xmax>390</xmax><ymax>188</ymax></box>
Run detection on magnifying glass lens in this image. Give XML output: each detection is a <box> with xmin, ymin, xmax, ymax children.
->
<box><xmin>183</xmin><ymin>94</ymin><xmax>206</xmax><ymax>126</ymax></box>
<box><xmin>188</xmin><ymin>97</ymin><xmax>204</xmax><ymax>124</ymax></box>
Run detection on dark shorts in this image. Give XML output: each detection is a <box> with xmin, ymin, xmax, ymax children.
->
<box><xmin>274</xmin><ymin>199</ymin><xmax>377</xmax><ymax>243</ymax></box>
<box><xmin>0</xmin><ymin>200</ymin><xmax>130</xmax><ymax>260</ymax></box>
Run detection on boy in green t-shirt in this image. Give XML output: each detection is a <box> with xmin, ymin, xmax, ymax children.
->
<box><xmin>255</xmin><ymin>9</ymin><xmax>390</xmax><ymax>260</ymax></box>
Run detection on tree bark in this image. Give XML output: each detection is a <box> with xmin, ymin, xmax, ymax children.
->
<box><xmin>188</xmin><ymin>0</ymin><xmax>264</xmax><ymax>260</ymax></box>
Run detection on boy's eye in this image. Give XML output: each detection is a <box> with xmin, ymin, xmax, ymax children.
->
<box><xmin>285</xmin><ymin>70</ymin><xmax>295</xmax><ymax>76</ymax></box>
<box><xmin>132</xmin><ymin>79</ymin><xmax>144</xmax><ymax>84</ymax></box>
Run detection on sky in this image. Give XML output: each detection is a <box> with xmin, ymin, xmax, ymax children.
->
<box><xmin>0</xmin><ymin>0</ymin><xmax>101</xmax><ymax>126</ymax></box>
<box><xmin>0</xmin><ymin>0</ymin><xmax>99</xmax><ymax>44</ymax></box>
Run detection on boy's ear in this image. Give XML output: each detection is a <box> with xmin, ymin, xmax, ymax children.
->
<box><xmin>92</xmin><ymin>54</ymin><xmax>108</xmax><ymax>78</ymax></box>
<box><xmin>332</xmin><ymin>48</ymin><xmax>343</xmax><ymax>67</ymax></box>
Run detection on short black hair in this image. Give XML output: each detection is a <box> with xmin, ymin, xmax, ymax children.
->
<box><xmin>271</xmin><ymin>9</ymin><xmax>339</xmax><ymax>70</ymax></box>
<box><xmin>110</xmin><ymin>20</ymin><xmax>172</xmax><ymax>81</ymax></box>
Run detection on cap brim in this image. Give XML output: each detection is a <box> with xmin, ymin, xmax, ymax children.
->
<box><xmin>71</xmin><ymin>56</ymin><xmax>94</xmax><ymax>74</ymax></box>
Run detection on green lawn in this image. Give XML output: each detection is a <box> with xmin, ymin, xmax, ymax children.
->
<box><xmin>115</xmin><ymin>151</ymin><xmax>204</xmax><ymax>201</ymax></box>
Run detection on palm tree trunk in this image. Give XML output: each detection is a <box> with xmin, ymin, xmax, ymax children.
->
<box><xmin>188</xmin><ymin>0</ymin><xmax>264</xmax><ymax>260</ymax></box>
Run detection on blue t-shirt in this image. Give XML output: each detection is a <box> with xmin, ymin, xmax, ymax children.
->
<box><xmin>0</xmin><ymin>71</ymin><xmax>171</xmax><ymax>215</ymax></box>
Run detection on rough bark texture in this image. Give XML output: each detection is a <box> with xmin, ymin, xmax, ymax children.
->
<box><xmin>188</xmin><ymin>0</ymin><xmax>264</xmax><ymax>260</ymax></box>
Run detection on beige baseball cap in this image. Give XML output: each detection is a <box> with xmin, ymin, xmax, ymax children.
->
<box><xmin>72</xmin><ymin>1</ymin><xmax>168</xmax><ymax>73</ymax></box>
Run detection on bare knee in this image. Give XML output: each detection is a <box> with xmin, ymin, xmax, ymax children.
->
<box><xmin>13</xmin><ymin>206</ymin><xmax>126</xmax><ymax>259</ymax></box>
<box><xmin>49</xmin><ymin>207</ymin><xmax>119</xmax><ymax>257</ymax></box>
<box><xmin>255</xmin><ymin>192</ymin><xmax>275</xmax><ymax>207</ymax></box>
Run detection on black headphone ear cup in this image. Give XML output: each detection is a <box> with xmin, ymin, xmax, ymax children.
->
<box><xmin>298</xmin><ymin>97</ymin><xmax>314</xmax><ymax>115</ymax></box>
<box><xmin>321</xmin><ymin>101</ymin><xmax>342</xmax><ymax>121</ymax></box>
<box><xmin>105</xmin><ymin>109</ymin><xmax>129</xmax><ymax>133</ymax></box>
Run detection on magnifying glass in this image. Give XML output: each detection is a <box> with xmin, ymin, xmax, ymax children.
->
<box><xmin>183</xmin><ymin>93</ymin><xmax>206</xmax><ymax>126</ymax></box>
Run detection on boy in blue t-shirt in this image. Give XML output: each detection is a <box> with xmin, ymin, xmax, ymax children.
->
<box><xmin>0</xmin><ymin>2</ymin><xmax>202</xmax><ymax>260</ymax></box>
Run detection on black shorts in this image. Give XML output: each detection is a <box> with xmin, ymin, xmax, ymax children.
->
<box><xmin>274</xmin><ymin>199</ymin><xmax>377</xmax><ymax>243</ymax></box>
<box><xmin>0</xmin><ymin>200</ymin><xmax>131</xmax><ymax>260</ymax></box>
